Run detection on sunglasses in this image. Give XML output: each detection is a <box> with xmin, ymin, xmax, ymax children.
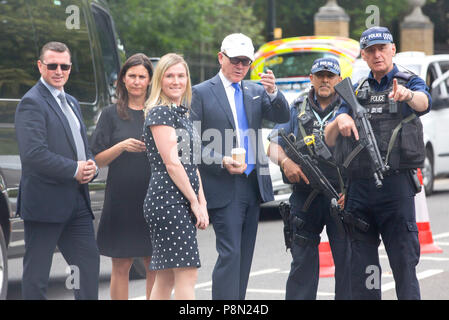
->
<box><xmin>222</xmin><ymin>52</ymin><xmax>252</xmax><ymax>67</ymax></box>
<box><xmin>41</xmin><ymin>61</ymin><xmax>72</xmax><ymax>71</ymax></box>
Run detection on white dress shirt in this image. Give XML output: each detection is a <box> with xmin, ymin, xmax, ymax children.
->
<box><xmin>218</xmin><ymin>70</ymin><xmax>277</xmax><ymax>147</ymax></box>
<box><xmin>40</xmin><ymin>77</ymin><xmax>81</xmax><ymax>130</ymax></box>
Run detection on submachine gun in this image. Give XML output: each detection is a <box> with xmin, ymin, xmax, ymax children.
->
<box><xmin>334</xmin><ymin>77</ymin><xmax>390</xmax><ymax>188</ymax></box>
<box><xmin>277</xmin><ymin>129</ymin><xmax>340</xmax><ymax>203</ymax></box>
<box><xmin>274</xmin><ymin>129</ymin><xmax>369</xmax><ymax>250</ymax></box>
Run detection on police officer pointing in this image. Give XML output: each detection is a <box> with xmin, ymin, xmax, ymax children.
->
<box><xmin>268</xmin><ymin>58</ymin><xmax>351</xmax><ymax>300</ymax></box>
<box><xmin>325</xmin><ymin>27</ymin><xmax>432</xmax><ymax>300</ymax></box>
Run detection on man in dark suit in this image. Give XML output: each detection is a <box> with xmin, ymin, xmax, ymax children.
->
<box><xmin>15</xmin><ymin>42</ymin><xmax>100</xmax><ymax>300</ymax></box>
<box><xmin>191</xmin><ymin>33</ymin><xmax>290</xmax><ymax>299</ymax></box>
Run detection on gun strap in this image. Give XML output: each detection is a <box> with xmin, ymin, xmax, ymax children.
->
<box><xmin>355</xmin><ymin>77</ymin><xmax>368</xmax><ymax>96</ymax></box>
<box><xmin>338</xmin><ymin>77</ymin><xmax>368</xmax><ymax>170</ymax></box>
<box><xmin>302</xmin><ymin>189</ymin><xmax>319</xmax><ymax>212</ymax></box>
<box><xmin>337</xmin><ymin>166</ymin><xmax>345</xmax><ymax>195</ymax></box>
<box><xmin>298</xmin><ymin>98</ymin><xmax>315</xmax><ymax>157</ymax></box>
<box><xmin>385</xmin><ymin>113</ymin><xmax>417</xmax><ymax>166</ymax></box>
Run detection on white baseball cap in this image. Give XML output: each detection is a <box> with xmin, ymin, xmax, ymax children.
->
<box><xmin>221</xmin><ymin>33</ymin><xmax>255</xmax><ymax>61</ymax></box>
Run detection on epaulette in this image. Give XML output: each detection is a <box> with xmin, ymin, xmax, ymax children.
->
<box><xmin>394</xmin><ymin>71</ymin><xmax>417</xmax><ymax>82</ymax></box>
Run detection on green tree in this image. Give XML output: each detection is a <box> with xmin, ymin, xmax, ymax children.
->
<box><xmin>108</xmin><ymin>0</ymin><xmax>264</xmax><ymax>83</ymax></box>
<box><xmin>423</xmin><ymin>0</ymin><xmax>449</xmax><ymax>51</ymax></box>
<box><xmin>253</xmin><ymin>0</ymin><xmax>409</xmax><ymax>41</ymax></box>
<box><xmin>253</xmin><ymin>0</ymin><xmax>447</xmax><ymax>52</ymax></box>
<box><xmin>341</xmin><ymin>0</ymin><xmax>408</xmax><ymax>39</ymax></box>
<box><xmin>108</xmin><ymin>0</ymin><xmax>448</xmax><ymax>82</ymax></box>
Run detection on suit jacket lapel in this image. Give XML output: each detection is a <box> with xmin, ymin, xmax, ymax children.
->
<box><xmin>210</xmin><ymin>74</ymin><xmax>236</xmax><ymax>130</ymax></box>
<box><xmin>37</xmin><ymin>82</ymin><xmax>78</xmax><ymax>156</ymax></box>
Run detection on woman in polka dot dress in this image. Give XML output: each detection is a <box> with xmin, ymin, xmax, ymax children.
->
<box><xmin>143</xmin><ymin>53</ymin><xmax>209</xmax><ymax>300</ymax></box>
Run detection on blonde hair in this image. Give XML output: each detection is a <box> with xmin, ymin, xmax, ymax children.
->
<box><xmin>144</xmin><ymin>53</ymin><xmax>192</xmax><ymax>118</ymax></box>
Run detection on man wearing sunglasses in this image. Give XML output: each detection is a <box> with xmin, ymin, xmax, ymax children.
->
<box><xmin>191</xmin><ymin>33</ymin><xmax>290</xmax><ymax>300</ymax></box>
<box><xmin>15</xmin><ymin>41</ymin><xmax>100</xmax><ymax>299</ymax></box>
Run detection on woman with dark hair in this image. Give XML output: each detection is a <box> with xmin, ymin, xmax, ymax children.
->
<box><xmin>90</xmin><ymin>53</ymin><xmax>156</xmax><ymax>299</ymax></box>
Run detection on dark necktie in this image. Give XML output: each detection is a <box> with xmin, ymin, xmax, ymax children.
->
<box><xmin>58</xmin><ymin>93</ymin><xmax>86</xmax><ymax>161</ymax></box>
<box><xmin>231</xmin><ymin>83</ymin><xmax>255</xmax><ymax>175</ymax></box>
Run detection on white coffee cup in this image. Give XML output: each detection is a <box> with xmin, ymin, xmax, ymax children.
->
<box><xmin>231</xmin><ymin>147</ymin><xmax>246</xmax><ymax>166</ymax></box>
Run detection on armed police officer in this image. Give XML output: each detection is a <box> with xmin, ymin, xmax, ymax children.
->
<box><xmin>268</xmin><ymin>58</ymin><xmax>351</xmax><ymax>300</ymax></box>
<box><xmin>325</xmin><ymin>27</ymin><xmax>431</xmax><ymax>300</ymax></box>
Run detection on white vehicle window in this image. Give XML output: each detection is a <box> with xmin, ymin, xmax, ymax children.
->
<box><xmin>438</xmin><ymin>61</ymin><xmax>449</xmax><ymax>93</ymax></box>
<box><xmin>439</xmin><ymin>61</ymin><xmax>449</xmax><ymax>74</ymax></box>
<box><xmin>92</xmin><ymin>4</ymin><xmax>121</xmax><ymax>89</ymax></box>
<box><xmin>426</xmin><ymin>63</ymin><xmax>439</xmax><ymax>94</ymax></box>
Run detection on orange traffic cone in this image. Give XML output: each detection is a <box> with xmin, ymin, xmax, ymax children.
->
<box><xmin>319</xmin><ymin>227</ymin><xmax>335</xmax><ymax>277</ymax></box>
<box><xmin>415</xmin><ymin>168</ymin><xmax>443</xmax><ymax>254</ymax></box>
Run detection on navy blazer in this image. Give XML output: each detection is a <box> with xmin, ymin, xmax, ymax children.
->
<box><xmin>191</xmin><ymin>73</ymin><xmax>290</xmax><ymax>209</ymax></box>
<box><xmin>15</xmin><ymin>80</ymin><xmax>94</xmax><ymax>223</ymax></box>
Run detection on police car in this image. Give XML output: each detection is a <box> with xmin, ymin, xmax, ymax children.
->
<box><xmin>251</xmin><ymin>36</ymin><xmax>360</xmax><ymax>104</ymax></box>
<box><xmin>352</xmin><ymin>52</ymin><xmax>449</xmax><ymax>195</ymax></box>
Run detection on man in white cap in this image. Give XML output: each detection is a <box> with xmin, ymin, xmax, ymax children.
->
<box><xmin>191</xmin><ymin>33</ymin><xmax>289</xmax><ymax>299</ymax></box>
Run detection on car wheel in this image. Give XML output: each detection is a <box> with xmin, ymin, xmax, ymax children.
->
<box><xmin>0</xmin><ymin>227</ymin><xmax>8</xmax><ymax>300</ymax></box>
<box><xmin>129</xmin><ymin>257</ymin><xmax>147</xmax><ymax>280</ymax></box>
<box><xmin>422</xmin><ymin>148</ymin><xmax>434</xmax><ymax>196</ymax></box>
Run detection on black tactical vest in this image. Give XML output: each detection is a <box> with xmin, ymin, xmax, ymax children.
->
<box><xmin>287</xmin><ymin>90</ymin><xmax>342</xmax><ymax>190</ymax></box>
<box><xmin>335</xmin><ymin>72</ymin><xmax>425</xmax><ymax>179</ymax></box>
<box><xmin>296</xmin><ymin>92</ymin><xmax>338</xmax><ymax>142</ymax></box>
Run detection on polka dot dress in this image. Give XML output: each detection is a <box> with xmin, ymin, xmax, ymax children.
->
<box><xmin>143</xmin><ymin>105</ymin><xmax>201</xmax><ymax>270</ymax></box>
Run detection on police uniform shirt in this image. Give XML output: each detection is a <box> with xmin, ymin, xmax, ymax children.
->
<box><xmin>333</xmin><ymin>64</ymin><xmax>432</xmax><ymax>120</ymax></box>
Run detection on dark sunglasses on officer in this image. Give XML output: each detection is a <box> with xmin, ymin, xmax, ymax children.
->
<box><xmin>222</xmin><ymin>52</ymin><xmax>252</xmax><ymax>67</ymax></box>
<box><xmin>41</xmin><ymin>61</ymin><xmax>72</xmax><ymax>71</ymax></box>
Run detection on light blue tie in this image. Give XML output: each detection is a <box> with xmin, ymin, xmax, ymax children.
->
<box><xmin>58</xmin><ymin>93</ymin><xmax>86</xmax><ymax>161</ymax></box>
<box><xmin>231</xmin><ymin>83</ymin><xmax>255</xmax><ymax>175</ymax></box>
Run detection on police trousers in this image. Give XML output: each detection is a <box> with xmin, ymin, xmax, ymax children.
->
<box><xmin>345</xmin><ymin>171</ymin><xmax>421</xmax><ymax>300</ymax></box>
<box><xmin>286</xmin><ymin>190</ymin><xmax>352</xmax><ymax>300</ymax></box>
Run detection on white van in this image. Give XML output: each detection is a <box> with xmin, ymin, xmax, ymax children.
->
<box><xmin>352</xmin><ymin>52</ymin><xmax>449</xmax><ymax>195</ymax></box>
